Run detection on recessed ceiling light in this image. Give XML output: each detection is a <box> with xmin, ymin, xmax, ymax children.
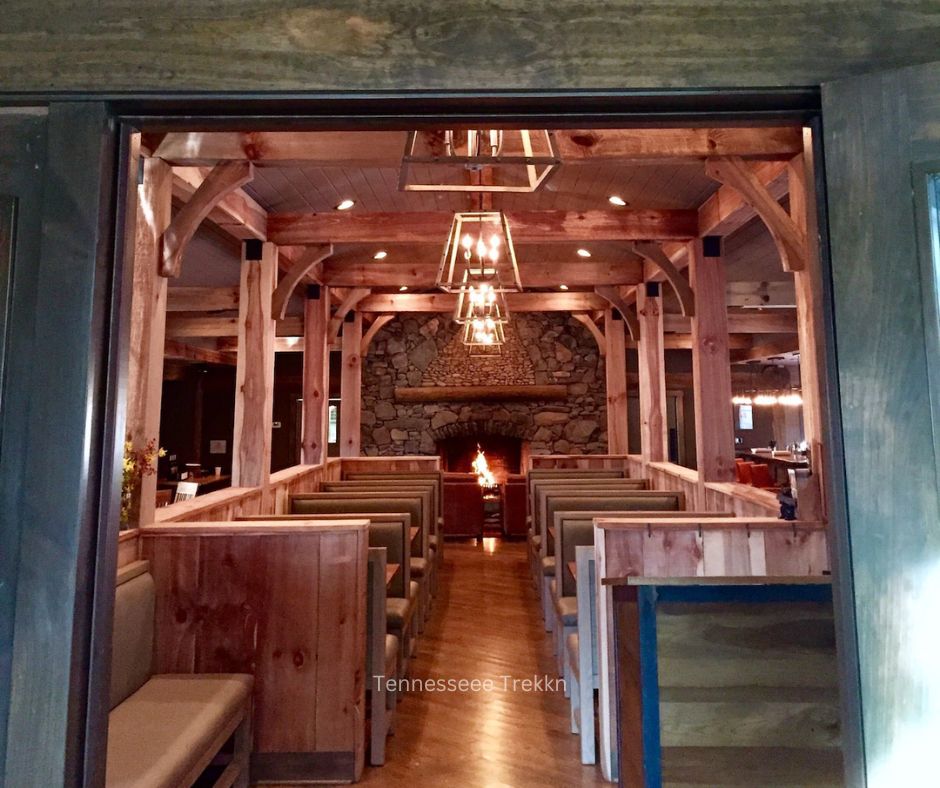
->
<box><xmin>559</xmin><ymin>284</ymin><xmax>569</xmax><ymax>291</ymax></box>
<box><xmin>373</xmin><ymin>250</ymin><xmax>388</xmax><ymax>260</ymax></box>
<box><xmin>399</xmin><ymin>286</ymin><xmax>409</xmax><ymax>292</ymax></box>
<box><xmin>335</xmin><ymin>199</ymin><xmax>355</xmax><ymax>210</ymax></box>
<box><xmin>577</xmin><ymin>248</ymin><xmax>592</xmax><ymax>258</ymax></box>
<box><xmin>608</xmin><ymin>195</ymin><xmax>626</xmax><ymax>206</ymax></box>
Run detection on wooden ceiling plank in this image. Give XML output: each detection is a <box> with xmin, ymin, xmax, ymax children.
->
<box><xmin>161</xmin><ymin>161</ymin><xmax>255</xmax><ymax>277</ymax></box>
<box><xmin>271</xmin><ymin>243</ymin><xmax>332</xmax><ymax>320</ymax></box>
<box><xmin>730</xmin><ymin>338</ymin><xmax>800</xmax><ymax>363</ymax></box>
<box><xmin>267</xmin><ymin>209</ymin><xmax>698</xmax><ymax>245</ymax></box>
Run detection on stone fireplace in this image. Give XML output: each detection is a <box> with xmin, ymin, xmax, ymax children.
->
<box><xmin>360</xmin><ymin>313</ymin><xmax>608</xmax><ymax>457</ymax></box>
<box><xmin>435</xmin><ymin>422</ymin><xmax>524</xmax><ymax>485</ymax></box>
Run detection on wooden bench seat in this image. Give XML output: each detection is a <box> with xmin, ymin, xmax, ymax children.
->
<box><xmin>107</xmin><ymin>561</ymin><xmax>252</xmax><ymax>788</ymax></box>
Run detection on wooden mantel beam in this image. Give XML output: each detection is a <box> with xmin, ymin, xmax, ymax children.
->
<box><xmin>358</xmin><ymin>291</ymin><xmax>608</xmax><ymax>313</ymax></box>
<box><xmin>320</xmin><ymin>258</ymin><xmax>644</xmax><ymax>288</ymax></box>
<box><xmin>267</xmin><ymin>209</ymin><xmax>698</xmax><ymax>245</ymax></box>
<box><xmin>153</xmin><ymin>127</ymin><xmax>803</xmax><ymax>166</ymax></box>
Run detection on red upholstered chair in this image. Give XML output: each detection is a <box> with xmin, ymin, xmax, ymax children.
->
<box><xmin>749</xmin><ymin>463</ymin><xmax>780</xmax><ymax>490</ymax></box>
<box><xmin>736</xmin><ymin>461</ymin><xmax>754</xmax><ymax>485</ymax></box>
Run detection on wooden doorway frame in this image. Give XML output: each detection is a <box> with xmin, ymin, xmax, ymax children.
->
<box><xmin>0</xmin><ymin>90</ymin><xmax>862</xmax><ymax>786</ymax></box>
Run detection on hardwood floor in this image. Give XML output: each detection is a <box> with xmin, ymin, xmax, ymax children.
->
<box><xmin>361</xmin><ymin>539</ymin><xmax>605</xmax><ymax>786</ymax></box>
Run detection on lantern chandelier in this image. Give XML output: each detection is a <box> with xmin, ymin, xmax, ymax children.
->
<box><xmin>399</xmin><ymin>129</ymin><xmax>559</xmax><ymax>193</ymax></box>
<box><xmin>437</xmin><ymin>210</ymin><xmax>522</xmax><ymax>351</ymax></box>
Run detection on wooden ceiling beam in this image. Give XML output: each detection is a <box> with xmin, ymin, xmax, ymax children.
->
<box><xmin>360</xmin><ymin>314</ymin><xmax>395</xmax><ymax>355</ymax></box>
<box><xmin>328</xmin><ymin>287</ymin><xmax>371</xmax><ymax>340</ymax></box>
<box><xmin>271</xmin><ymin>244</ymin><xmax>332</xmax><ymax>320</ymax></box>
<box><xmin>153</xmin><ymin>128</ymin><xmax>802</xmax><ymax>166</ymax></box>
<box><xmin>318</xmin><ymin>258</ymin><xmax>644</xmax><ymax>288</ymax></box>
<box><xmin>164</xmin><ymin>339</ymin><xmax>235</xmax><ymax>366</ymax></box>
<box><xmin>359</xmin><ymin>291</ymin><xmax>608</xmax><ymax>313</ymax></box>
<box><xmin>595</xmin><ymin>285</ymin><xmax>640</xmax><ymax>341</ymax></box>
<box><xmin>571</xmin><ymin>312</ymin><xmax>606</xmax><ymax>356</ymax></box>
<box><xmin>267</xmin><ymin>209</ymin><xmax>698</xmax><ymax>245</ymax></box>
<box><xmin>161</xmin><ymin>161</ymin><xmax>254</xmax><ymax>277</ymax></box>
<box><xmin>705</xmin><ymin>156</ymin><xmax>807</xmax><ymax>271</ymax></box>
<box><xmin>171</xmin><ymin>166</ymin><xmax>267</xmax><ymax>241</ymax></box>
<box><xmin>166</xmin><ymin>314</ymin><xmax>303</xmax><ymax>338</ymax></box>
<box><xmin>664</xmin><ymin>309</ymin><xmax>798</xmax><ymax>334</ymax></box>
<box><xmin>730</xmin><ymin>338</ymin><xmax>800</xmax><ymax>364</ymax></box>
<box><xmin>631</xmin><ymin>242</ymin><xmax>695</xmax><ymax>317</ymax></box>
<box><xmin>167</xmin><ymin>286</ymin><xmax>239</xmax><ymax>312</ymax></box>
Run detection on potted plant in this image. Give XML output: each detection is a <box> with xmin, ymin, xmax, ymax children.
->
<box><xmin>121</xmin><ymin>437</ymin><xmax>165</xmax><ymax>529</ymax></box>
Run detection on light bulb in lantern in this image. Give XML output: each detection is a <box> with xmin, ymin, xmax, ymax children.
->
<box><xmin>754</xmin><ymin>394</ymin><xmax>778</xmax><ymax>406</ymax></box>
<box><xmin>462</xmin><ymin>234</ymin><xmax>473</xmax><ymax>250</ymax></box>
<box><xmin>490</xmin><ymin>235</ymin><xmax>500</xmax><ymax>248</ymax></box>
<box><xmin>488</xmin><ymin>247</ymin><xmax>499</xmax><ymax>262</ymax></box>
<box><xmin>476</xmin><ymin>239</ymin><xmax>487</xmax><ymax>257</ymax></box>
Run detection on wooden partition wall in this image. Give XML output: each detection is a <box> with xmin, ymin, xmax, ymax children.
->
<box><xmin>593</xmin><ymin>515</ymin><xmax>829</xmax><ymax>780</ymax></box>
<box><xmin>140</xmin><ymin>519</ymin><xmax>369</xmax><ymax>783</ymax></box>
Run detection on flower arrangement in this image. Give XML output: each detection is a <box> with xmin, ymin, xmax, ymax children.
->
<box><xmin>121</xmin><ymin>437</ymin><xmax>165</xmax><ymax>528</ymax></box>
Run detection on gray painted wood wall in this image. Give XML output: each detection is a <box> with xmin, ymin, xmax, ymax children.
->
<box><xmin>0</xmin><ymin>2</ymin><xmax>938</xmax><ymax>91</ymax></box>
<box><xmin>823</xmin><ymin>61</ymin><xmax>940</xmax><ymax>785</ymax></box>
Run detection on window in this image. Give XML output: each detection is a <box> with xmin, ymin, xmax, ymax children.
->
<box><xmin>914</xmin><ymin>167</ymin><xmax>940</xmax><ymax>474</ymax></box>
<box><xmin>738</xmin><ymin>403</ymin><xmax>754</xmax><ymax>431</ymax></box>
<box><xmin>328</xmin><ymin>401</ymin><xmax>339</xmax><ymax>444</ymax></box>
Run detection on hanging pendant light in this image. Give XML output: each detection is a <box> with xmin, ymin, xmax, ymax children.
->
<box><xmin>400</xmin><ymin>129</ymin><xmax>559</xmax><ymax>193</ymax></box>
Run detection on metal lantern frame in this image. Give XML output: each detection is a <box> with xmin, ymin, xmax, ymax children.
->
<box><xmin>437</xmin><ymin>210</ymin><xmax>522</xmax><ymax>296</ymax></box>
<box><xmin>464</xmin><ymin>316</ymin><xmax>506</xmax><ymax>356</ymax></box>
<box><xmin>399</xmin><ymin>129</ymin><xmax>560</xmax><ymax>193</ymax></box>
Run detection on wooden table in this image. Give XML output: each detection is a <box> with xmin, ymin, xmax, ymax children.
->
<box><xmin>386</xmin><ymin>563</ymin><xmax>400</xmax><ymax>587</ymax></box>
<box><xmin>410</xmin><ymin>527</ymin><xmax>419</xmax><ymax>544</ymax></box>
<box><xmin>567</xmin><ymin>561</ymin><xmax>578</xmax><ymax>582</ymax></box>
<box><xmin>158</xmin><ymin>473</ymin><xmax>231</xmax><ymax>496</ymax></box>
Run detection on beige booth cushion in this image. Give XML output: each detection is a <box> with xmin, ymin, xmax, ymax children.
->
<box><xmin>385</xmin><ymin>635</ymin><xmax>399</xmax><ymax>677</ymax></box>
<box><xmin>386</xmin><ymin>596</ymin><xmax>415</xmax><ymax>629</ymax></box>
<box><xmin>106</xmin><ymin>674</ymin><xmax>252</xmax><ymax>788</ymax></box>
<box><xmin>411</xmin><ymin>557</ymin><xmax>428</xmax><ymax>576</ymax></box>
<box><xmin>110</xmin><ymin>568</ymin><xmax>156</xmax><ymax>710</ymax></box>
<box><xmin>541</xmin><ymin>556</ymin><xmax>556</xmax><ymax>576</ymax></box>
<box><xmin>553</xmin><ymin>595</ymin><xmax>578</xmax><ymax>627</ymax></box>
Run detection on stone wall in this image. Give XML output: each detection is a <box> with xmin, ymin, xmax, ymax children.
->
<box><xmin>360</xmin><ymin>313</ymin><xmax>607</xmax><ymax>456</ymax></box>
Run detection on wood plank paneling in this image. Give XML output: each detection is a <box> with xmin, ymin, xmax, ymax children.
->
<box><xmin>140</xmin><ymin>522</ymin><xmax>368</xmax><ymax>781</ymax></box>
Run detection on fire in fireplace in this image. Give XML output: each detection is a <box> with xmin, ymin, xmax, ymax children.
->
<box><xmin>436</xmin><ymin>434</ymin><xmax>522</xmax><ymax>485</ymax></box>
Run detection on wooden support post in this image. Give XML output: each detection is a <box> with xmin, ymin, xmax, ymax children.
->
<box><xmin>605</xmin><ymin>309</ymin><xmax>629</xmax><ymax>454</ymax></box>
<box><xmin>788</xmin><ymin>132</ymin><xmax>827</xmax><ymax>519</ymax></box>
<box><xmin>302</xmin><ymin>285</ymin><xmax>331</xmax><ymax>465</ymax></box>
<box><xmin>340</xmin><ymin>311</ymin><xmax>363</xmax><ymax>458</ymax></box>
<box><xmin>637</xmin><ymin>283</ymin><xmax>668</xmax><ymax>465</ymax></box>
<box><xmin>126</xmin><ymin>157</ymin><xmax>172</xmax><ymax>527</ymax></box>
<box><xmin>690</xmin><ymin>238</ymin><xmax>736</xmax><ymax>492</ymax></box>
<box><xmin>232</xmin><ymin>240</ymin><xmax>277</xmax><ymax>488</ymax></box>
